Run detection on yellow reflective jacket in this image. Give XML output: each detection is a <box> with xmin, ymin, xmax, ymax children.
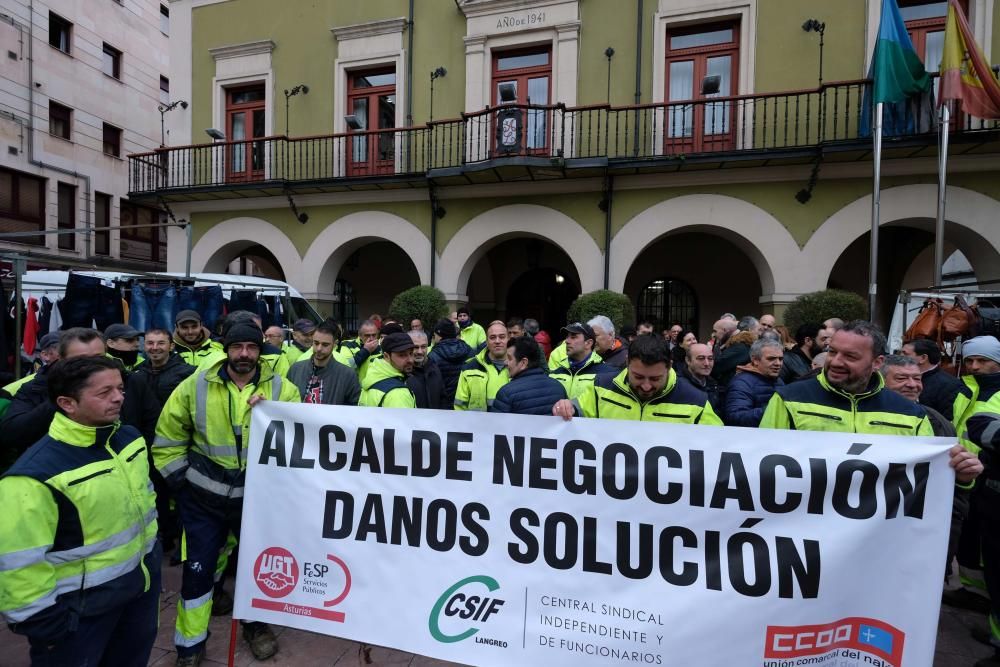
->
<box><xmin>952</xmin><ymin>374</ymin><xmax>1000</xmax><ymax>455</ymax></box>
<box><xmin>459</xmin><ymin>321</ymin><xmax>487</xmax><ymax>351</ymax></box>
<box><xmin>152</xmin><ymin>358</ymin><xmax>300</xmax><ymax>504</ymax></box>
<box><xmin>454</xmin><ymin>349</ymin><xmax>510</xmax><ymax>411</ymax></box>
<box><xmin>173</xmin><ymin>334</ymin><xmax>222</xmax><ymax>368</ymax></box>
<box><xmin>0</xmin><ymin>414</ymin><xmax>158</xmax><ymax>640</ymax></box>
<box><xmin>358</xmin><ymin>358</ymin><xmax>416</xmax><ymax>408</ymax></box>
<box><xmin>550</xmin><ymin>351</ymin><xmax>608</xmax><ymax>400</ymax></box>
<box><xmin>573</xmin><ymin>368</ymin><xmax>722</xmax><ymax>424</ymax></box>
<box><xmin>760</xmin><ymin>372</ymin><xmax>933</xmax><ymax>435</ymax></box>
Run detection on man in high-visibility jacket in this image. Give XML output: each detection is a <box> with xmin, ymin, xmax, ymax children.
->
<box><xmin>154</xmin><ymin>323</ymin><xmax>300</xmax><ymax>666</ymax></box>
<box><xmin>359</xmin><ymin>332</ymin><xmax>417</xmax><ymax>408</ymax></box>
<box><xmin>553</xmin><ymin>334</ymin><xmax>721</xmax><ymax>424</ymax></box>
<box><xmin>173</xmin><ymin>310</ymin><xmax>222</xmax><ymax>367</ymax></box>
<box><xmin>456</xmin><ymin>306</ymin><xmax>487</xmax><ymax>351</ymax></box>
<box><xmin>0</xmin><ymin>356</ymin><xmax>161</xmax><ymax>665</ymax></box>
<box><xmin>549</xmin><ymin>322</ymin><xmax>610</xmax><ymax>400</ymax></box>
<box><xmin>454</xmin><ymin>321</ymin><xmax>510</xmax><ymax>411</ymax></box>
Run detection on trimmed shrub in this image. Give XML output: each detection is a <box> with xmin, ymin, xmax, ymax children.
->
<box><xmin>782</xmin><ymin>289</ymin><xmax>868</xmax><ymax>333</ymax></box>
<box><xmin>387</xmin><ymin>286</ymin><xmax>448</xmax><ymax>328</ymax></box>
<box><xmin>566</xmin><ymin>290</ymin><xmax>635</xmax><ymax>331</ymax></box>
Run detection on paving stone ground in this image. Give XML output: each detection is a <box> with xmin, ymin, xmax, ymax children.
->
<box><xmin>1</xmin><ymin>561</ymin><xmax>995</xmax><ymax>666</ymax></box>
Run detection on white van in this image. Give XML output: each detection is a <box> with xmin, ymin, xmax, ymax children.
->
<box><xmin>16</xmin><ymin>270</ymin><xmax>322</xmax><ymax>328</ymax></box>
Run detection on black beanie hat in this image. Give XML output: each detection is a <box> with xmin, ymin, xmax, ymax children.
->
<box><xmin>223</xmin><ymin>323</ymin><xmax>263</xmax><ymax>350</ymax></box>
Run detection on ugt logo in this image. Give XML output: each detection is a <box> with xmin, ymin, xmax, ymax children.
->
<box><xmin>253</xmin><ymin>546</ymin><xmax>299</xmax><ymax>598</ymax></box>
<box><xmin>428</xmin><ymin>575</ymin><xmax>505</xmax><ymax>643</ymax></box>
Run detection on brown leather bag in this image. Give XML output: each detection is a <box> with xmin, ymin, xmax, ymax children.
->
<box><xmin>940</xmin><ymin>295</ymin><xmax>977</xmax><ymax>341</ymax></box>
<box><xmin>904</xmin><ymin>298</ymin><xmax>943</xmax><ymax>340</ymax></box>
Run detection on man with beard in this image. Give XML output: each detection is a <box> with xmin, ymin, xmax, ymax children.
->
<box><xmin>553</xmin><ymin>335</ymin><xmax>722</xmax><ymax>424</ymax></box>
<box><xmin>173</xmin><ymin>310</ymin><xmax>222</xmax><ymax>367</ymax></box>
<box><xmin>153</xmin><ymin>323</ymin><xmax>300</xmax><ymax>665</ymax></box>
<box><xmin>287</xmin><ymin>320</ymin><xmax>360</xmax><ymax>406</ymax></box>
<box><xmin>455</xmin><ymin>321</ymin><xmax>509</xmax><ymax>411</ymax></box>
<box><xmin>406</xmin><ymin>330</ymin><xmax>446</xmax><ymax>409</ymax></box>
<box><xmin>550</xmin><ymin>322</ymin><xmax>609</xmax><ymax>400</ymax></box>
<box><xmin>780</xmin><ymin>323</ymin><xmax>826</xmax><ymax>384</ymax></box>
<box><xmin>359</xmin><ymin>332</ymin><xmax>417</xmax><ymax>408</ymax></box>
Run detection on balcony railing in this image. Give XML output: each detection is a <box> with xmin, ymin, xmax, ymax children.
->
<box><xmin>130</xmin><ymin>79</ymin><xmax>1000</xmax><ymax>195</ymax></box>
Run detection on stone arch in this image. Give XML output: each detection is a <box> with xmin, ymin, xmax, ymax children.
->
<box><xmin>803</xmin><ymin>184</ymin><xmax>1000</xmax><ymax>290</ymax></box>
<box><xmin>437</xmin><ymin>204</ymin><xmax>603</xmax><ymax>299</ymax></box>
<box><xmin>300</xmin><ymin>211</ymin><xmax>431</xmax><ymax>299</ymax></box>
<box><xmin>609</xmin><ymin>194</ymin><xmax>802</xmax><ymax>295</ymax></box>
<box><xmin>191</xmin><ymin>216</ymin><xmax>303</xmax><ymax>287</ymax></box>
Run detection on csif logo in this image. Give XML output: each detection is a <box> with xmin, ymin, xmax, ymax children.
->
<box><xmin>428</xmin><ymin>575</ymin><xmax>505</xmax><ymax>643</ymax></box>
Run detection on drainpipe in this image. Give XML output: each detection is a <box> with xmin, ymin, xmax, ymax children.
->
<box><xmin>429</xmin><ymin>185</ymin><xmax>439</xmax><ymax>287</ymax></box>
<box><xmin>406</xmin><ymin>0</ymin><xmax>415</xmax><ymax>171</ymax></box>
<box><xmin>601</xmin><ymin>174</ymin><xmax>614</xmax><ymax>289</ymax></box>
<box><xmin>634</xmin><ymin>0</ymin><xmax>643</xmax><ymax>105</ymax></box>
<box><xmin>26</xmin><ymin>0</ymin><xmax>93</xmax><ymax>254</ymax></box>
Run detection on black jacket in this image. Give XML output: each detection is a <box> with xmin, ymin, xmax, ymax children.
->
<box><xmin>407</xmin><ymin>360</ymin><xmax>447</xmax><ymax>409</ymax></box>
<box><xmin>712</xmin><ymin>342</ymin><xmax>751</xmax><ymax>387</ymax></box>
<box><xmin>724</xmin><ymin>369</ymin><xmax>784</xmax><ymax>427</ymax></box>
<box><xmin>490</xmin><ymin>367</ymin><xmax>566</xmax><ymax>415</ymax></box>
<box><xmin>1</xmin><ymin>365</ymin><xmax>55</xmax><ymax>456</ymax></box>
<box><xmin>780</xmin><ymin>346</ymin><xmax>813</xmax><ymax>384</ymax></box>
<box><xmin>429</xmin><ymin>338</ymin><xmax>473</xmax><ymax>405</ymax></box>
<box><xmin>920</xmin><ymin>366</ymin><xmax>963</xmax><ymax>421</ymax></box>
<box><xmin>600</xmin><ymin>341</ymin><xmax>629</xmax><ymax>369</ymax></box>
<box><xmin>682</xmin><ymin>367</ymin><xmax>723</xmax><ymax>415</ymax></box>
<box><xmin>121</xmin><ymin>354</ymin><xmax>196</xmax><ymax>445</ymax></box>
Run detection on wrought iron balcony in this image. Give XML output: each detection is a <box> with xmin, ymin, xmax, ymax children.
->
<box><xmin>129</xmin><ymin>79</ymin><xmax>1000</xmax><ymax>199</ymax></box>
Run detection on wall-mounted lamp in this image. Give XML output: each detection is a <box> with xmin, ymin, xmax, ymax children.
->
<box><xmin>157</xmin><ymin>100</ymin><xmax>188</xmax><ymax>146</ymax></box>
<box><xmin>429</xmin><ymin>66</ymin><xmax>447</xmax><ymax>122</ymax></box>
<box><xmin>344</xmin><ymin>114</ymin><xmax>363</xmax><ymax>131</ymax></box>
<box><xmin>283</xmin><ymin>84</ymin><xmax>309</xmax><ymax>136</ymax></box>
<box><xmin>802</xmin><ymin>18</ymin><xmax>826</xmax><ymax>86</ymax></box>
<box><xmin>205</xmin><ymin>127</ymin><xmax>226</xmax><ymax>142</ymax></box>
<box><xmin>286</xmin><ymin>192</ymin><xmax>309</xmax><ymax>224</ymax></box>
<box><xmin>498</xmin><ymin>81</ymin><xmax>517</xmax><ymax>104</ymax></box>
<box><xmin>604</xmin><ymin>47</ymin><xmax>615</xmax><ymax>103</ymax></box>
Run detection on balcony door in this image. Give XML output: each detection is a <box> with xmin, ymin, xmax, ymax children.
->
<box><xmin>491</xmin><ymin>47</ymin><xmax>552</xmax><ymax>156</ymax></box>
<box><xmin>664</xmin><ymin>23</ymin><xmax>739</xmax><ymax>154</ymax></box>
<box><xmin>347</xmin><ymin>69</ymin><xmax>396</xmax><ymax>176</ymax></box>
<box><xmin>901</xmin><ymin>0</ymin><xmax>967</xmax><ymax>126</ymax></box>
<box><xmin>225</xmin><ymin>85</ymin><xmax>266</xmax><ymax>182</ymax></box>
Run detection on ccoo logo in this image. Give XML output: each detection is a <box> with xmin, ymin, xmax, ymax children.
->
<box><xmin>429</xmin><ymin>575</ymin><xmax>505</xmax><ymax>643</ymax></box>
<box><xmin>253</xmin><ymin>546</ymin><xmax>299</xmax><ymax>598</ymax></box>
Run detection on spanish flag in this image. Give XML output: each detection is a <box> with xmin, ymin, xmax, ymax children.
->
<box><xmin>939</xmin><ymin>0</ymin><xmax>1000</xmax><ymax>119</ymax></box>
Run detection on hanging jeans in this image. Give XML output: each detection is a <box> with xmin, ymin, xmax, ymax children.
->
<box><xmin>59</xmin><ymin>273</ymin><xmax>124</xmax><ymax>330</ymax></box>
<box><xmin>129</xmin><ymin>284</ymin><xmax>177</xmax><ymax>333</ymax></box>
<box><xmin>176</xmin><ymin>285</ymin><xmax>224</xmax><ymax>331</ymax></box>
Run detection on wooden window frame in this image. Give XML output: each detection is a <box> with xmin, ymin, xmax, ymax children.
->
<box><xmin>490</xmin><ymin>45</ymin><xmax>553</xmax><ymax>156</ymax></box>
<box><xmin>664</xmin><ymin>21</ymin><xmax>740</xmax><ymax>154</ymax></box>
<box><xmin>345</xmin><ymin>67</ymin><xmax>397</xmax><ymax>176</ymax></box>
<box><xmin>224</xmin><ymin>84</ymin><xmax>266</xmax><ymax>182</ymax></box>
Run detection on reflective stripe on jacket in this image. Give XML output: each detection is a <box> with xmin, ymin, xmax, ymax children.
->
<box><xmin>173</xmin><ymin>336</ymin><xmax>222</xmax><ymax>368</ymax></box>
<box><xmin>760</xmin><ymin>371</ymin><xmax>933</xmax><ymax>435</ymax></box>
<box><xmin>573</xmin><ymin>368</ymin><xmax>722</xmax><ymax>424</ymax></box>
<box><xmin>952</xmin><ymin>373</ymin><xmax>1000</xmax><ymax>454</ymax></box>
<box><xmin>0</xmin><ymin>413</ymin><xmax>159</xmax><ymax>639</ymax></box>
<box><xmin>550</xmin><ymin>351</ymin><xmax>608</xmax><ymax>400</ymax></box>
<box><xmin>359</xmin><ymin>358</ymin><xmax>416</xmax><ymax>408</ymax></box>
<box><xmin>454</xmin><ymin>349</ymin><xmax>509</xmax><ymax>411</ymax></box>
<box><xmin>152</xmin><ymin>359</ymin><xmax>300</xmax><ymax>502</ymax></box>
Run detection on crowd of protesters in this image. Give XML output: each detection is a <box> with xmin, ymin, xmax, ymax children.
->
<box><xmin>1</xmin><ymin>302</ymin><xmax>1000</xmax><ymax>666</ymax></box>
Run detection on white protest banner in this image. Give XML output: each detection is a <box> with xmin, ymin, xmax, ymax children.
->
<box><xmin>234</xmin><ymin>402</ymin><xmax>954</xmax><ymax>667</ymax></box>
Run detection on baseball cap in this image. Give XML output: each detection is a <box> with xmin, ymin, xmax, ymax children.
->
<box><xmin>381</xmin><ymin>332</ymin><xmax>416</xmax><ymax>353</ymax></box>
<box><xmin>105</xmin><ymin>323</ymin><xmax>142</xmax><ymax>340</ymax></box>
<box><xmin>175</xmin><ymin>309</ymin><xmax>202</xmax><ymax>325</ymax></box>
<box><xmin>38</xmin><ymin>332</ymin><xmax>60</xmax><ymax>351</ymax></box>
<box><xmin>561</xmin><ymin>322</ymin><xmax>595</xmax><ymax>340</ymax></box>
<box><xmin>292</xmin><ymin>318</ymin><xmax>317</xmax><ymax>333</ymax></box>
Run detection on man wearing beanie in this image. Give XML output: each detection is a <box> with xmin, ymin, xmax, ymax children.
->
<box><xmin>456</xmin><ymin>306</ymin><xmax>487</xmax><ymax>351</ymax></box>
<box><xmin>946</xmin><ymin>335</ymin><xmax>1000</xmax><ymax>640</ymax></box>
<box><xmin>359</xmin><ymin>331</ymin><xmax>417</xmax><ymax>408</ymax></box>
<box><xmin>153</xmin><ymin>321</ymin><xmax>300</xmax><ymax>665</ymax></box>
<box><xmin>428</xmin><ymin>318</ymin><xmax>472</xmax><ymax>406</ymax></box>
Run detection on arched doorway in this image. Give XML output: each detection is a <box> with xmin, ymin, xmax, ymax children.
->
<box><xmin>506</xmin><ymin>268</ymin><xmax>580</xmax><ymax>335</ymax></box>
<box><xmin>623</xmin><ymin>232</ymin><xmax>763</xmax><ymax>338</ymax></box>
<box><xmin>225</xmin><ymin>244</ymin><xmax>285</xmax><ymax>280</ymax></box>
<box><xmin>332</xmin><ymin>242</ymin><xmax>419</xmax><ymax>330</ymax></box>
<box><xmin>466</xmin><ymin>238</ymin><xmax>581</xmax><ymax>337</ymax></box>
<box><xmin>636</xmin><ymin>278</ymin><xmax>698</xmax><ymax>331</ymax></box>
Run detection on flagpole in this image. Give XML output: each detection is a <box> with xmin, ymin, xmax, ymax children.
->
<box><xmin>869</xmin><ymin>102</ymin><xmax>883</xmax><ymax>321</ymax></box>
<box><xmin>934</xmin><ymin>102</ymin><xmax>950</xmax><ymax>286</ymax></box>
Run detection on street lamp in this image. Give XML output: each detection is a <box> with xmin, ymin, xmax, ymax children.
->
<box><xmin>429</xmin><ymin>66</ymin><xmax>447</xmax><ymax>122</ymax></box>
<box><xmin>802</xmin><ymin>18</ymin><xmax>826</xmax><ymax>87</ymax></box>
<box><xmin>283</xmin><ymin>84</ymin><xmax>309</xmax><ymax>135</ymax></box>
<box><xmin>157</xmin><ymin>100</ymin><xmax>188</xmax><ymax>146</ymax></box>
<box><xmin>205</xmin><ymin>128</ymin><xmax>226</xmax><ymax>142</ymax></box>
